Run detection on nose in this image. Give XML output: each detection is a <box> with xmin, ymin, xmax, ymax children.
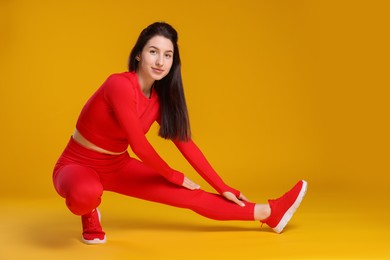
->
<box><xmin>156</xmin><ymin>55</ymin><xmax>164</xmax><ymax>67</ymax></box>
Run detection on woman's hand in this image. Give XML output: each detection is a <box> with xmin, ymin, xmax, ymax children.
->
<box><xmin>182</xmin><ymin>176</ymin><xmax>201</xmax><ymax>190</ymax></box>
<box><xmin>222</xmin><ymin>191</ymin><xmax>249</xmax><ymax>207</ymax></box>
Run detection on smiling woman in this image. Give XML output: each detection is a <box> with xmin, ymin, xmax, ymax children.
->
<box><xmin>128</xmin><ymin>23</ymin><xmax>191</xmax><ymax>142</ymax></box>
<box><xmin>52</xmin><ymin>21</ymin><xmax>307</xmax><ymax>245</ymax></box>
<box><xmin>135</xmin><ymin>36</ymin><xmax>174</xmax><ymax>97</ymax></box>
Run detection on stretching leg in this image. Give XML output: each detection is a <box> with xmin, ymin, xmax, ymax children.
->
<box><xmin>100</xmin><ymin>157</ymin><xmax>255</xmax><ymax>221</ymax></box>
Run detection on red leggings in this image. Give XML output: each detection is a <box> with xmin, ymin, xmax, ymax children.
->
<box><xmin>53</xmin><ymin>138</ymin><xmax>255</xmax><ymax>220</ymax></box>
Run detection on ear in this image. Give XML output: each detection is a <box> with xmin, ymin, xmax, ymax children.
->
<box><xmin>136</xmin><ymin>55</ymin><xmax>141</xmax><ymax>61</ymax></box>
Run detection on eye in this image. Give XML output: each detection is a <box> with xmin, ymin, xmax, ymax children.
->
<box><xmin>149</xmin><ymin>50</ymin><xmax>157</xmax><ymax>55</ymax></box>
<box><xmin>165</xmin><ymin>53</ymin><xmax>172</xmax><ymax>59</ymax></box>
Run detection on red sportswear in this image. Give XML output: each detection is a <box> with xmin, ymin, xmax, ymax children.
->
<box><xmin>76</xmin><ymin>71</ymin><xmax>239</xmax><ymax>196</ymax></box>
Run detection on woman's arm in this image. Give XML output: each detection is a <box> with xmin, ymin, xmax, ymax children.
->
<box><xmin>173</xmin><ymin>138</ymin><xmax>241</xmax><ymax>197</ymax></box>
<box><xmin>174</xmin><ymin>139</ymin><xmax>250</xmax><ymax>206</ymax></box>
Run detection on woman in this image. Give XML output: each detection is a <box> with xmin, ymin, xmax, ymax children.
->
<box><xmin>53</xmin><ymin>22</ymin><xmax>307</xmax><ymax>245</ymax></box>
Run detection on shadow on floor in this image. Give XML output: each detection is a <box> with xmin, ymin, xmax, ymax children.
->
<box><xmin>102</xmin><ymin>215</ymin><xmax>282</xmax><ymax>233</ymax></box>
<box><xmin>23</xmin><ymin>212</ymin><xmax>80</xmax><ymax>248</ymax></box>
<box><xmin>23</xmin><ymin>211</ymin><xmax>290</xmax><ymax>248</ymax></box>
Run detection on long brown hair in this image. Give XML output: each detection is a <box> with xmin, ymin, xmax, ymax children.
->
<box><xmin>128</xmin><ymin>22</ymin><xmax>191</xmax><ymax>141</ymax></box>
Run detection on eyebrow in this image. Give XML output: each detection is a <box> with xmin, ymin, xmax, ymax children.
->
<box><xmin>149</xmin><ymin>45</ymin><xmax>173</xmax><ymax>53</ymax></box>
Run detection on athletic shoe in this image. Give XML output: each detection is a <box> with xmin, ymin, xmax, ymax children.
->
<box><xmin>81</xmin><ymin>208</ymin><xmax>106</xmax><ymax>244</ymax></box>
<box><xmin>261</xmin><ymin>180</ymin><xmax>308</xmax><ymax>233</ymax></box>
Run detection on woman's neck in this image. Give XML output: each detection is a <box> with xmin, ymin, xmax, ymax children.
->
<box><xmin>136</xmin><ymin>70</ymin><xmax>154</xmax><ymax>98</ymax></box>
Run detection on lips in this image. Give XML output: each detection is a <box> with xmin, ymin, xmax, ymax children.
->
<box><xmin>152</xmin><ymin>68</ymin><xmax>164</xmax><ymax>74</ymax></box>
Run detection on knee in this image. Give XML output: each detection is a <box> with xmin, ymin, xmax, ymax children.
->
<box><xmin>65</xmin><ymin>182</ymin><xmax>103</xmax><ymax>216</ymax></box>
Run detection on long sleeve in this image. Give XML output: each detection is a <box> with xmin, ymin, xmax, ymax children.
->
<box><xmin>173</xmin><ymin>139</ymin><xmax>240</xmax><ymax>197</ymax></box>
<box><xmin>104</xmin><ymin>75</ymin><xmax>184</xmax><ymax>186</ymax></box>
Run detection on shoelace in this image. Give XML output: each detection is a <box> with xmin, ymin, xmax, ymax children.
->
<box><xmin>84</xmin><ymin>210</ymin><xmax>98</xmax><ymax>232</ymax></box>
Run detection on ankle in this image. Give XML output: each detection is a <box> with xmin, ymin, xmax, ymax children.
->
<box><xmin>254</xmin><ymin>204</ymin><xmax>271</xmax><ymax>221</ymax></box>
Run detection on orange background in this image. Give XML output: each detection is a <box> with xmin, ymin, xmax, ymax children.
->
<box><xmin>1</xmin><ymin>0</ymin><xmax>388</xmax><ymax>198</ymax></box>
<box><xmin>0</xmin><ymin>0</ymin><xmax>389</xmax><ymax>258</ymax></box>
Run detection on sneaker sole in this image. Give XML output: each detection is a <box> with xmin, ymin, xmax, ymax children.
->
<box><xmin>273</xmin><ymin>180</ymin><xmax>308</xmax><ymax>234</ymax></box>
<box><xmin>82</xmin><ymin>235</ymin><xmax>107</xmax><ymax>245</ymax></box>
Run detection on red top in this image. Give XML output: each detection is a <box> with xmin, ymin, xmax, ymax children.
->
<box><xmin>76</xmin><ymin>72</ymin><xmax>239</xmax><ymax>196</ymax></box>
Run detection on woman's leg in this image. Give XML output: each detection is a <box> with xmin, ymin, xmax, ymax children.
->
<box><xmin>53</xmin><ymin>163</ymin><xmax>107</xmax><ymax>243</ymax></box>
<box><xmin>100</xmin><ymin>157</ymin><xmax>255</xmax><ymax>221</ymax></box>
<box><xmin>53</xmin><ymin>164</ymin><xmax>103</xmax><ymax>216</ymax></box>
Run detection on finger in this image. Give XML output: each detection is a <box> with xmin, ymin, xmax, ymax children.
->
<box><xmin>230</xmin><ymin>196</ymin><xmax>245</xmax><ymax>207</ymax></box>
<box><xmin>183</xmin><ymin>177</ymin><xmax>200</xmax><ymax>190</ymax></box>
<box><xmin>239</xmin><ymin>194</ymin><xmax>249</xmax><ymax>202</ymax></box>
<box><xmin>183</xmin><ymin>179</ymin><xmax>195</xmax><ymax>190</ymax></box>
<box><xmin>183</xmin><ymin>181</ymin><xmax>196</xmax><ymax>190</ymax></box>
<box><xmin>186</xmin><ymin>179</ymin><xmax>200</xmax><ymax>189</ymax></box>
<box><xmin>224</xmin><ymin>192</ymin><xmax>246</xmax><ymax>206</ymax></box>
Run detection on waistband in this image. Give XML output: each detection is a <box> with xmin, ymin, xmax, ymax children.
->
<box><xmin>54</xmin><ymin>136</ymin><xmax>130</xmax><ymax>177</ymax></box>
<box><xmin>66</xmin><ymin>136</ymin><xmax>128</xmax><ymax>160</ymax></box>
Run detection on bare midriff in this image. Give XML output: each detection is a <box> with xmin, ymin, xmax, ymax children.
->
<box><xmin>72</xmin><ymin>129</ymin><xmax>127</xmax><ymax>155</ymax></box>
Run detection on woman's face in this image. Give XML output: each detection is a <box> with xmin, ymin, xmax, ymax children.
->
<box><xmin>137</xmin><ymin>35</ymin><xmax>174</xmax><ymax>83</ymax></box>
